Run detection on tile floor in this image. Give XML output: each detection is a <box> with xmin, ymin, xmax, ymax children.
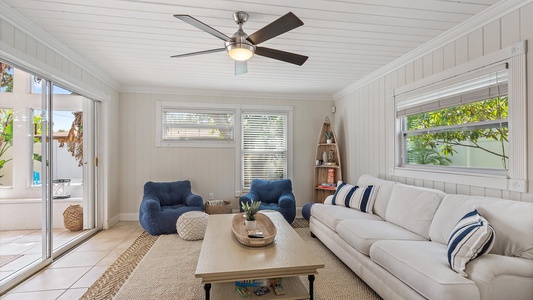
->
<box><xmin>0</xmin><ymin>222</ymin><xmax>142</xmax><ymax>300</ymax></box>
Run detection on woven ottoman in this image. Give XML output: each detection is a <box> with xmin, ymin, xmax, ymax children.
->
<box><xmin>176</xmin><ymin>211</ymin><xmax>209</xmax><ymax>241</ymax></box>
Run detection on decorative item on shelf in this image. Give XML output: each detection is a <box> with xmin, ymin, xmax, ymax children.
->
<box><xmin>322</xmin><ymin>151</ymin><xmax>328</xmax><ymax>164</ymax></box>
<box><xmin>241</xmin><ymin>200</ymin><xmax>261</xmax><ymax>230</ymax></box>
<box><xmin>327</xmin><ymin>168</ymin><xmax>335</xmax><ymax>185</ymax></box>
<box><xmin>328</xmin><ymin>149</ymin><xmax>336</xmax><ymax>165</ymax></box>
<box><xmin>325</xmin><ymin>130</ymin><xmax>333</xmax><ymax>144</ymax></box>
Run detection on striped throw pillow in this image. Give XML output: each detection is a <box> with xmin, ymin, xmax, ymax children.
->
<box><xmin>330</xmin><ymin>181</ymin><xmax>379</xmax><ymax>214</ymax></box>
<box><xmin>447</xmin><ymin>209</ymin><xmax>495</xmax><ymax>276</ymax></box>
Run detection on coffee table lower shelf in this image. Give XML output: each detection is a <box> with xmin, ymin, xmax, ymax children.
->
<box><xmin>210</xmin><ymin>276</ymin><xmax>309</xmax><ymax>300</ymax></box>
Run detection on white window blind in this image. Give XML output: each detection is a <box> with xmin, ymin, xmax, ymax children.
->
<box><xmin>162</xmin><ymin>109</ymin><xmax>234</xmax><ymax>142</ymax></box>
<box><xmin>396</xmin><ymin>63</ymin><xmax>508</xmax><ymax>117</ymax></box>
<box><xmin>241</xmin><ymin>112</ymin><xmax>288</xmax><ymax>188</ymax></box>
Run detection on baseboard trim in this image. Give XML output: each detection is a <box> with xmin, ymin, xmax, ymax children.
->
<box><xmin>106</xmin><ymin>214</ymin><xmax>120</xmax><ymax>229</ymax></box>
<box><xmin>119</xmin><ymin>213</ymin><xmax>139</xmax><ymax>222</ymax></box>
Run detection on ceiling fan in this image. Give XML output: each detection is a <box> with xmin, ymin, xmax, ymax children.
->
<box><xmin>171</xmin><ymin>11</ymin><xmax>308</xmax><ymax>75</ymax></box>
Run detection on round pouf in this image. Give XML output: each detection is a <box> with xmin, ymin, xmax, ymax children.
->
<box><xmin>302</xmin><ymin>202</ymin><xmax>316</xmax><ymax>221</ymax></box>
<box><xmin>176</xmin><ymin>211</ymin><xmax>209</xmax><ymax>241</ymax></box>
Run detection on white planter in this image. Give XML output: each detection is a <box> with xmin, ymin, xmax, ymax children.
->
<box><xmin>244</xmin><ymin>220</ymin><xmax>257</xmax><ymax>231</ymax></box>
<box><xmin>326</xmin><ymin>139</ymin><xmax>332</xmax><ymax>144</ymax></box>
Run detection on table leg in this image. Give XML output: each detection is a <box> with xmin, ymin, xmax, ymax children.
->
<box><xmin>204</xmin><ymin>283</ymin><xmax>211</xmax><ymax>300</ymax></box>
<box><xmin>308</xmin><ymin>274</ymin><xmax>315</xmax><ymax>300</ymax></box>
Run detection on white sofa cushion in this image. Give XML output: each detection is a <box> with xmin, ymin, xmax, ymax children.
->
<box><xmin>310</xmin><ymin>203</ymin><xmax>382</xmax><ymax>232</ymax></box>
<box><xmin>385</xmin><ymin>184</ymin><xmax>445</xmax><ymax>239</ymax></box>
<box><xmin>329</xmin><ymin>181</ymin><xmax>379</xmax><ymax>214</ymax></box>
<box><xmin>370</xmin><ymin>240</ymin><xmax>480</xmax><ymax>300</ymax></box>
<box><xmin>357</xmin><ymin>175</ymin><xmax>396</xmax><ymax>219</ymax></box>
<box><xmin>336</xmin><ymin>219</ymin><xmax>426</xmax><ymax>256</ymax></box>
<box><xmin>465</xmin><ymin>254</ymin><xmax>533</xmax><ymax>300</ymax></box>
<box><xmin>429</xmin><ymin>194</ymin><xmax>533</xmax><ymax>259</ymax></box>
<box><xmin>447</xmin><ymin>209</ymin><xmax>495</xmax><ymax>276</ymax></box>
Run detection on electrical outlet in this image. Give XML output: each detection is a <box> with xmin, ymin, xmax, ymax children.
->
<box><xmin>209</xmin><ymin>193</ymin><xmax>214</xmax><ymax>200</ymax></box>
<box><xmin>234</xmin><ymin>191</ymin><xmax>240</xmax><ymax>198</ymax></box>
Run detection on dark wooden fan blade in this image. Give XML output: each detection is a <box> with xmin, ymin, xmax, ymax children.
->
<box><xmin>174</xmin><ymin>15</ymin><xmax>230</xmax><ymax>41</ymax></box>
<box><xmin>170</xmin><ymin>48</ymin><xmax>225</xmax><ymax>58</ymax></box>
<box><xmin>235</xmin><ymin>61</ymin><xmax>248</xmax><ymax>75</ymax></box>
<box><xmin>255</xmin><ymin>47</ymin><xmax>308</xmax><ymax>66</ymax></box>
<box><xmin>247</xmin><ymin>12</ymin><xmax>303</xmax><ymax>45</ymax></box>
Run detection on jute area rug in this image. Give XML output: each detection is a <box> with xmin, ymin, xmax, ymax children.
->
<box><xmin>83</xmin><ymin>219</ymin><xmax>381</xmax><ymax>299</ymax></box>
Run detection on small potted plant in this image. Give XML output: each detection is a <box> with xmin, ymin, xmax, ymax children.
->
<box><xmin>241</xmin><ymin>200</ymin><xmax>261</xmax><ymax>230</ymax></box>
<box><xmin>325</xmin><ymin>131</ymin><xmax>333</xmax><ymax>144</ymax></box>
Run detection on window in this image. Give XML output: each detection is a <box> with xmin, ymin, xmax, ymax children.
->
<box><xmin>241</xmin><ymin>112</ymin><xmax>288</xmax><ymax>188</ymax></box>
<box><xmin>156</xmin><ymin>102</ymin><xmax>235</xmax><ymax>147</ymax></box>
<box><xmin>400</xmin><ymin>66</ymin><xmax>508</xmax><ymax>172</ymax></box>
<box><xmin>393</xmin><ymin>41</ymin><xmax>527</xmax><ymax>191</ymax></box>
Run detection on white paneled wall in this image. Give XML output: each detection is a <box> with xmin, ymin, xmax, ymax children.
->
<box><xmin>335</xmin><ymin>3</ymin><xmax>533</xmax><ymax>203</ymax></box>
<box><xmin>0</xmin><ymin>14</ymin><xmax>121</xmax><ymax>223</ymax></box>
<box><xmin>118</xmin><ymin>92</ymin><xmax>333</xmax><ymax>217</ymax></box>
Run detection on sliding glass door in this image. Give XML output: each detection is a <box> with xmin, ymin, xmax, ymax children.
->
<box><xmin>0</xmin><ymin>61</ymin><xmax>99</xmax><ymax>293</ymax></box>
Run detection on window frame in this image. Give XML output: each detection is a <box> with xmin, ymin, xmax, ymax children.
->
<box><xmin>156</xmin><ymin>101</ymin><xmax>236</xmax><ymax>148</ymax></box>
<box><xmin>392</xmin><ymin>41</ymin><xmax>527</xmax><ymax>192</ymax></box>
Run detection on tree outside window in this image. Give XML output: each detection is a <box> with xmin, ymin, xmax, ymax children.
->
<box><xmin>405</xmin><ymin>96</ymin><xmax>508</xmax><ymax>170</ymax></box>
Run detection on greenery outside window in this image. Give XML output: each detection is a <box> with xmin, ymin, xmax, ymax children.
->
<box><xmin>0</xmin><ymin>109</ymin><xmax>14</xmax><ymax>186</ymax></box>
<box><xmin>241</xmin><ymin>112</ymin><xmax>288</xmax><ymax>188</ymax></box>
<box><xmin>403</xmin><ymin>97</ymin><xmax>508</xmax><ymax>172</ymax></box>
<box><xmin>1</xmin><ymin>63</ymin><xmax>14</xmax><ymax>92</ymax></box>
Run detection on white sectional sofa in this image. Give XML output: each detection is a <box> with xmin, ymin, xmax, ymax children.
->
<box><xmin>309</xmin><ymin>174</ymin><xmax>533</xmax><ymax>300</ymax></box>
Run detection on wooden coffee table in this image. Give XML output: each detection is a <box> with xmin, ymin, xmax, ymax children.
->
<box><xmin>195</xmin><ymin>211</ymin><xmax>324</xmax><ymax>299</ymax></box>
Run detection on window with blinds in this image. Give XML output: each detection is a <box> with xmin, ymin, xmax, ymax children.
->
<box><xmin>241</xmin><ymin>112</ymin><xmax>288</xmax><ymax>188</ymax></box>
<box><xmin>397</xmin><ymin>64</ymin><xmax>509</xmax><ymax>172</ymax></box>
<box><xmin>162</xmin><ymin>109</ymin><xmax>234</xmax><ymax>142</ymax></box>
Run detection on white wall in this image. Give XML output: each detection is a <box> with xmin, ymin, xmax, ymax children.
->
<box><xmin>334</xmin><ymin>3</ymin><xmax>533</xmax><ymax>203</ymax></box>
<box><xmin>118</xmin><ymin>92</ymin><xmax>333</xmax><ymax>218</ymax></box>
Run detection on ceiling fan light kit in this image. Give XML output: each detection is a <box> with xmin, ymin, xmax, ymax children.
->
<box><xmin>225</xmin><ymin>13</ymin><xmax>256</xmax><ymax>61</ymax></box>
<box><xmin>172</xmin><ymin>11</ymin><xmax>308</xmax><ymax>74</ymax></box>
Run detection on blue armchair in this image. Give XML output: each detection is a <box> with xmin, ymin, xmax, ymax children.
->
<box><xmin>139</xmin><ymin>180</ymin><xmax>204</xmax><ymax>236</ymax></box>
<box><xmin>239</xmin><ymin>179</ymin><xmax>296</xmax><ymax>224</ymax></box>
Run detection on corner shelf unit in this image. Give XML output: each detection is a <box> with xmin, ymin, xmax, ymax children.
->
<box><xmin>313</xmin><ymin>117</ymin><xmax>342</xmax><ymax>203</ymax></box>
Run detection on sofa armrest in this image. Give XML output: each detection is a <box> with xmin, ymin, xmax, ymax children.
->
<box><xmin>466</xmin><ymin>254</ymin><xmax>533</xmax><ymax>281</ymax></box>
<box><xmin>466</xmin><ymin>254</ymin><xmax>533</xmax><ymax>299</ymax></box>
<box><xmin>278</xmin><ymin>193</ymin><xmax>295</xmax><ymax>208</ymax></box>
<box><xmin>239</xmin><ymin>191</ymin><xmax>260</xmax><ymax>211</ymax></box>
<box><xmin>140</xmin><ymin>197</ymin><xmax>161</xmax><ymax>212</ymax></box>
<box><xmin>185</xmin><ymin>193</ymin><xmax>203</xmax><ymax>207</ymax></box>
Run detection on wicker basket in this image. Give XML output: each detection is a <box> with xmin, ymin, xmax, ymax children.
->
<box><xmin>63</xmin><ymin>204</ymin><xmax>83</xmax><ymax>231</ymax></box>
<box><xmin>204</xmin><ymin>200</ymin><xmax>232</xmax><ymax>214</ymax></box>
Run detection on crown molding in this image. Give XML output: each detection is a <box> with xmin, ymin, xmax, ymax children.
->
<box><xmin>1</xmin><ymin>41</ymin><xmax>110</xmax><ymax>101</ymax></box>
<box><xmin>0</xmin><ymin>0</ymin><xmax>122</xmax><ymax>91</ymax></box>
<box><xmin>121</xmin><ymin>85</ymin><xmax>333</xmax><ymax>101</ymax></box>
<box><xmin>333</xmin><ymin>0</ymin><xmax>533</xmax><ymax>99</ymax></box>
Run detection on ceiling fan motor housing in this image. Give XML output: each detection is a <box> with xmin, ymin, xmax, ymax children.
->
<box><xmin>225</xmin><ymin>12</ymin><xmax>255</xmax><ymax>61</ymax></box>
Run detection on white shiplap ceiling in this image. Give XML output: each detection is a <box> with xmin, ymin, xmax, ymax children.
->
<box><xmin>4</xmin><ymin>0</ymin><xmax>499</xmax><ymax>98</ymax></box>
